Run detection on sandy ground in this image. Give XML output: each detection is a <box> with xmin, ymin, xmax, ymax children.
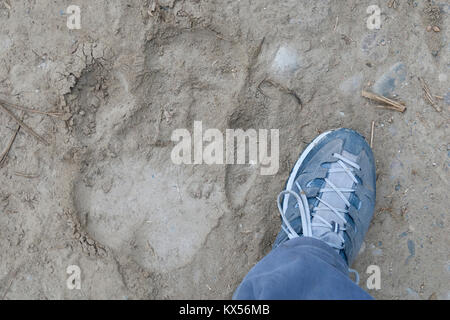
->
<box><xmin>0</xmin><ymin>0</ymin><xmax>448</xmax><ymax>299</ymax></box>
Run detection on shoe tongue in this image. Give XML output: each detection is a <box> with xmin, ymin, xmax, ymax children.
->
<box><xmin>312</xmin><ymin>151</ymin><xmax>357</xmax><ymax>242</ymax></box>
<box><xmin>319</xmin><ymin>151</ymin><xmax>356</xmax><ymax>210</ymax></box>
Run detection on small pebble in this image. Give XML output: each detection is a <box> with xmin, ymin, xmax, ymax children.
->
<box><xmin>373</xmin><ymin>62</ymin><xmax>406</xmax><ymax>97</ymax></box>
<box><xmin>406</xmin><ymin>288</ymin><xmax>420</xmax><ymax>299</ymax></box>
<box><xmin>432</xmin><ymin>26</ymin><xmax>440</xmax><ymax>32</ymax></box>
<box><xmin>407</xmin><ymin>239</ymin><xmax>415</xmax><ymax>257</ymax></box>
<box><xmin>428</xmin><ymin>292</ymin><xmax>438</xmax><ymax>300</ymax></box>
<box><xmin>372</xmin><ymin>248</ymin><xmax>383</xmax><ymax>256</ymax></box>
<box><xmin>426</xmin><ymin>25</ymin><xmax>432</xmax><ymax>32</ymax></box>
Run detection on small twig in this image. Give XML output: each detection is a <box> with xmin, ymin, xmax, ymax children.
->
<box><xmin>0</xmin><ymin>125</ymin><xmax>20</xmax><ymax>167</ymax></box>
<box><xmin>419</xmin><ymin>77</ymin><xmax>441</xmax><ymax>112</ymax></box>
<box><xmin>375</xmin><ymin>105</ymin><xmax>403</xmax><ymax>112</ymax></box>
<box><xmin>3</xmin><ymin>0</ymin><xmax>11</xmax><ymax>11</ymax></box>
<box><xmin>340</xmin><ymin>34</ymin><xmax>354</xmax><ymax>45</ymax></box>
<box><xmin>388</xmin><ymin>0</ymin><xmax>399</xmax><ymax>9</ymax></box>
<box><xmin>362</xmin><ymin>90</ymin><xmax>406</xmax><ymax>112</ymax></box>
<box><xmin>1</xmin><ymin>267</ymin><xmax>18</xmax><ymax>300</ymax></box>
<box><xmin>370</xmin><ymin>121</ymin><xmax>375</xmax><ymax>148</ymax></box>
<box><xmin>334</xmin><ymin>16</ymin><xmax>339</xmax><ymax>31</ymax></box>
<box><xmin>175</xmin><ymin>168</ymin><xmax>183</xmax><ymax>202</ymax></box>
<box><xmin>0</xmin><ymin>103</ymin><xmax>49</xmax><ymax>146</ymax></box>
<box><xmin>2</xmin><ymin>278</ymin><xmax>14</xmax><ymax>300</ymax></box>
<box><xmin>258</xmin><ymin>79</ymin><xmax>303</xmax><ymax>108</ymax></box>
<box><xmin>14</xmin><ymin>172</ymin><xmax>40</xmax><ymax>179</ymax></box>
<box><xmin>0</xmin><ymin>99</ymin><xmax>64</xmax><ymax>117</ymax></box>
<box><xmin>146</xmin><ymin>240</ymin><xmax>155</xmax><ymax>256</ymax></box>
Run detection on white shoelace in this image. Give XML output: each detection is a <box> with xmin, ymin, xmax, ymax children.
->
<box><xmin>277</xmin><ymin>152</ymin><xmax>361</xmax><ymax>284</ymax></box>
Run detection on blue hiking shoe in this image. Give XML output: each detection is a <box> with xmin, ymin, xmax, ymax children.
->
<box><xmin>273</xmin><ymin>128</ymin><xmax>376</xmax><ymax>266</ymax></box>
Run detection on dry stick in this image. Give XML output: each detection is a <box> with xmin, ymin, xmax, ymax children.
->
<box><xmin>3</xmin><ymin>0</ymin><xmax>11</xmax><ymax>11</ymax></box>
<box><xmin>370</xmin><ymin>121</ymin><xmax>375</xmax><ymax>148</ymax></box>
<box><xmin>375</xmin><ymin>105</ymin><xmax>402</xmax><ymax>112</ymax></box>
<box><xmin>258</xmin><ymin>79</ymin><xmax>303</xmax><ymax>107</ymax></box>
<box><xmin>14</xmin><ymin>172</ymin><xmax>40</xmax><ymax>179</ymax></box>
<box><xmin>388</xmin><ymin>0</ymin><xmax>398</xmax><ymax>8</ymax></box>
<box><xmin>362</xmin><ymin>90</ymin><xmax>406</xmax><ymax>112</ymax></box>
<box><xmin>361</xmin><ymin>90</ymin><xmax>406</xmax><ymax>112</ymax></box>
<box><xmin>2</xmin><ymin>278</ymin><xmax>14</xmax><ymax>300</ymax></box>
<box><xmin>419</xmin><ymin>77</ymin><xmax>441</xmax><ymax>112</ymax></box>
<box><xmin>0</xmin><ymin>125</ymin><xmax>20</xmax><ymax>167</ymax></box>
<box><xmin>1</xmin><ymin>268</ymin><xmax>18</xmax><ymax>300</ymax></box>
<box><xmin>0</xmin><ymin>103</ymin><xmax>49</xmax><ymax>146</ymax></box>
<box><xmin>0</xmin><ymin>99</ymin><xmax>64</xmax><ymax>117</ymax></box>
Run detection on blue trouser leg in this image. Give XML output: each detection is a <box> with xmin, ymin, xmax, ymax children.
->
<box><xmin>233</xmin><ymin>237</ymin><xmax>373</xmax><ymax>300</ymax></box>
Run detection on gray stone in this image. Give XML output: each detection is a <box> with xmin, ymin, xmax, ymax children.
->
<box><xmin>373</xmin><ymin>62</ymin><xmax>407</xmax><ymax>97</ymax></box>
